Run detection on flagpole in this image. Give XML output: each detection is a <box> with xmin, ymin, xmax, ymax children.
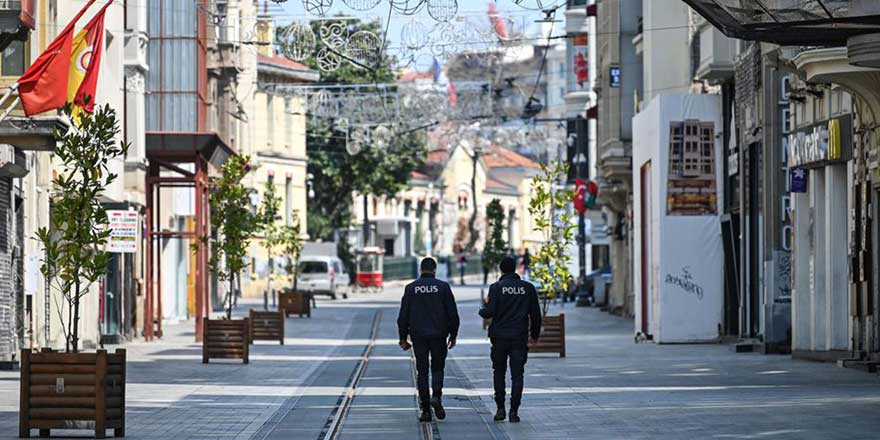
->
<box><xmin>0</xmin><ymin>83</ymin><xmax>19</xmax><ymax>124</ymax></box>
<box><xmin>0</xmin><ymin>97</ymin><xmax>21</xmax><ymax>123</ymax></box>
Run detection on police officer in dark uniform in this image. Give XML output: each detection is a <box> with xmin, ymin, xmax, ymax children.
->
<box><xmin>479</xmin><ymin>256</ymin><xmax>541</xmax><ymax>423</ymax></box>
<box><xmin>397</xmin><ymin>257</ymin><xmax>460</xmax><ymax>422</ymax></box>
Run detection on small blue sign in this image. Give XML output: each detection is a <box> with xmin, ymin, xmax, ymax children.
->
<box><xmin>610</xmin><ymin>67</ymin><xmax>621</xmax><ymax>88</ymax></box>
<box><xmin>790</xmin><ymin>168</ymin><xmax>807</xmax><ymax>193</ymax></box>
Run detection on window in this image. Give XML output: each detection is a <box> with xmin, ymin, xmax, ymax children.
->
<box><xmin>299</xmin><ymin>261</ymin><xmax>328</xmax><ymax>274</ymax></box>
<box><xmin>2</xmin><ymin>39</ymin><xmax>27</xmax><ymax>77</ymax></box>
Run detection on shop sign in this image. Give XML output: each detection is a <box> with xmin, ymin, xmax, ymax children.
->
<box><xmin>787</xmin><ymin>114</ymin><xmax>852</xmax><ymax>168</ymax></box>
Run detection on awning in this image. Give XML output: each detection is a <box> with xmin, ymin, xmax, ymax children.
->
<box><xmin>684</xmin><ymin>0</ymin><xmax>880</xmax><ymax>46</ymax></box>
<box><xmin>145</xmin><ymin>131</ymin><xmax>235</xmax><ymax>168</ymax></box>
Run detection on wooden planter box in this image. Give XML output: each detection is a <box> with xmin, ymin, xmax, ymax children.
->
<box><xmin>528</xmin><ymin>314</ymin><xmax>566</xmax><ymax>357</ymax></box>
<box><xmin>249</xmin><ymin>310</ymin><xmax>284</xmax><ymax>345</ymax></box>
<box><xmin>279</xmin><ymin>290</ymin><xmax>311</xmax><ymax>318</ymax></box>
<box><xmin>19</xmin><ymin>349</ymin><xmax>126</xmax><ymax>438</ymax></box>
<box><xmin>202</xmin><ymin>318</ymin><xmax>250</xmax><ymax>364</ymax></box>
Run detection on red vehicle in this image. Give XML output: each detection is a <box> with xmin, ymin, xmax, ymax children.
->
<box><xmin>355</xmin><ymin>247</ymin><xmax>384</xmax><ymax>293</ymax></box>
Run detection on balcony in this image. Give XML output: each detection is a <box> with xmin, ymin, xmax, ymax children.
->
<box><xmin>0</xmin><ymin>0</ymin><xmax>33</xmax><ymax>50</ymax></box>
<box><xmin>694</xmin><ymin>23</ymin><xmax>735</xmax><ymax>83</ymax></box>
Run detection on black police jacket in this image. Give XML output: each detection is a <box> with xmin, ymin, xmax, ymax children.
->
<box><xmin>479</xmin><ymin>273</ymin><xmax>542</xmax><ymax>340</ymax></box>
<box><xmin>397</xmin><ymin>274</ymin><xmax>460</xmax><ymax>341</ymax></box>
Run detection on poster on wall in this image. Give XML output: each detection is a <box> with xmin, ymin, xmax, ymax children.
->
<box><xmin>570</xmin><ymin>34</ymin><xmax>589</xmax><ymax>92</ymax></box>
<box><xmin>107</xmin><ymin>210</ymin><xmax>139</xmax><ymax>253</ymax></box>
<box><xmin>666</xmin><ymin>120</ymin><xmax>718</xmax><ymax>215</ymax></box>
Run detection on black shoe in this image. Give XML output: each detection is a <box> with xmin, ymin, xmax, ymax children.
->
<box><xmin>419</xmin><ymin>408</ymin><xmax>433</xmax><ymax>422</ymax></box>
<box><xmin>509</xmin><ymin>408</ymin><xmax>520</xmax><ymax>423</ymax></box>
<box><xmin>431</xmin><ymin>397</ymin><xmax>446</xmax><ymax>420</ymax></box>
<box><xmin>493</xmin><ymin>403</ymin><xmax>506</xmax><ymax>421</ymax></box>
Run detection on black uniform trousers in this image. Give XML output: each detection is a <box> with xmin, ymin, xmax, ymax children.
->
<box><xmin>412</xmin><ymin>336</ymin><xmax>448</xmax><ymax>406</ymax></box>
<box><xmin>490</xmin><ymin>337</ymin><xmax>528</xmax><ymax>408</ymax></box>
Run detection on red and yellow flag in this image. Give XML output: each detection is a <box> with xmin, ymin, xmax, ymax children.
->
<box><xmin>17</xmin><ymin>0</ymin><xmax>102</xmax><ymax>116</ymax></box>
<box><xmin>67</xmin><ymin>1</ymin><xmax>110</xmax><ymax>117</ymax></box>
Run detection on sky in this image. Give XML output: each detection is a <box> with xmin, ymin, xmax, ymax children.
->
<box><xmin>269</xmin><ymin>0</ymin><xmax>566</xmax><ymax>70</ymax></box>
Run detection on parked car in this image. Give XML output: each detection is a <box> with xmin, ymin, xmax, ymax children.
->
<box><xmin>576</xmin><ymin>267</ymin><xmax>612</xmax><ymax>307</ymax></box>
<box><xmin>297</xmin><ymin>256</ymin><xmax>350</xmax><ymax>300</ymax></box>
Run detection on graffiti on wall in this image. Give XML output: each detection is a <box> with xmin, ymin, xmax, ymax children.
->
<box><xmin>665</xmin><ymin>266</ymin><xmax>705</xmax><ymax>300</ymax></box>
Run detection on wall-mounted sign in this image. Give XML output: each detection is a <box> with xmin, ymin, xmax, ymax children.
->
<box><xmin>107</xmin><ymin>210</ymin><xmax>139</xmax><ymax>253</ymax></box>
<box><xmin>789</xmin><ymin>168</ymin><xmax>807</xmax><ymax>193</ymax></box>
<box><xmin>787</xmin><ymin>113</ymin><xmax>852</xmax><ymax>168</ymax></box>
<box><xmin>610</xmin><ymin>67</ymin><xmax>621</xmax><ymax>88</ymax></box>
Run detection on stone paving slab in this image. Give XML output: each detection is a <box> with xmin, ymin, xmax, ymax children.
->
<box><xmin>448</xmin><ymin>294</ymin><xmax>880</xmax><ymax>440</ymax></box>
<box><xmin>0</xmin><ymin>299</ymin><xmax>362</xmax><ymax>440</ymax></box>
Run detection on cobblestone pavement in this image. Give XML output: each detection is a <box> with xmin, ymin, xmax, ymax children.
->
<box><xmin>1</xmin><ymin>287</ymin><xmax>879</xmax><ymax>439</ymax></box>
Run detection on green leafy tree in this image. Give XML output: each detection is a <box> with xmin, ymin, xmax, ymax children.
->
<box><xmin>482</xmin><ymin>199</ymin><xmax>507</xmax><ymax>284</ymax></box>
<box><xmin>279</xmin><ymin>210</ymin><xmax>303</xmax><ymax>291</ymax></box>
<box><xmin>528</xmin><ymin>162</ymin><xmax>576</xmax><ymax>316</ymax></box>
<box><xmin>36</xmin><ymin>103</ymin><xmax>129</xmax><ymax>353</ymax></box>
<box><xmin>207</xmin><ymin>155</ymin><xmax>262</xmax><ymax>319</ymax></box>
<box><xmin>259</xmin><ymin>180</ymin><xmax>283</xmax><ymax>296</ymax></box>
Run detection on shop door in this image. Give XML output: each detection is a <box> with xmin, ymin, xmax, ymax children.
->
<box><xmin>102</xmin><ymin>253</ymin><xmax>122</xmax><ymax>343</ymax></box>
<box><xmin>745</xmin><ymin>142</ymin><xmax>762</xmax><ymax>338</ymax></box>
<box><xmin>721</xmin><ymin>213</ymin><xmax>740</xmax><ymax>336</ymax></box>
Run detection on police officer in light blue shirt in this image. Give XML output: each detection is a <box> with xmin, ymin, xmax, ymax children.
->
<box><xmin>479</xmin><ymin>256</ymin><xmax>542</xmax><ymax>423</ymax></box>
<box><xmin>398</xmin><ymin>257</ymin><xmax>460</xmax><ymax>422</ymax></box>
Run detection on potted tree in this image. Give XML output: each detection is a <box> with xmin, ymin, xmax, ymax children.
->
<box><xmin>481</xmin><ymin>199</ymin><xmax>506</xmax><ymax>329</ymax></box>
<box><xmin>249</xmin><ymin>181</ymin><xmax>285</xmax><ymax>344</ymax></box>
<box><xmin>202</xmin><ymin>155</ymin><xmax>261</xmax><ymax>363</ymax></box>
<box><xmin>277</xmin><ymin>211</ymin><xmax>309</xmax><ymax>318</ymax></box>
<box><xmin>526</xmin><ymin>162</ymin><xmax>575</xmax><ymax>358</ymax></box>
<box><xmin>21</xmin><ymin>104</ymin><xmax>129</xmax><ymax>438</ymax></box>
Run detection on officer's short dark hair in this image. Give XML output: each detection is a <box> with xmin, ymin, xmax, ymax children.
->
<box><xmin>420</xmin><ymin>257</ymin><xmax>437</xmax><ymax>273</ymax></box>
<box><xmin>500</xmin><ymin>256</ymin><xmax>517</xmax><ymax>274</ymax></box>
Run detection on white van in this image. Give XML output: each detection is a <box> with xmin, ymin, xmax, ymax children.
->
<box><xmin>297</xmin><ymin>256</ymin><xmax>350</xmax><ymax>300</ymax></box>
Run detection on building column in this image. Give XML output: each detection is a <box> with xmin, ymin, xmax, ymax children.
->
<box><xmin>826</xmin><ymin>163</ymin><xmax>849</xmax><ymax>351</ymax></box>
<box><xmin>811</xmin><ymin>168</ymin><xmax>827</xmax><ymax>352</ymax></box>
<box><xmin>792</xmin><ymin>191</ymin><xmax>811</xmax><ymax>352</ymax></box>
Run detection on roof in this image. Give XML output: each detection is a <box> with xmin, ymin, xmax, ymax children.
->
<box><xmin>483</xmin><ymin>146</ymin><xmax>540</xmax><ymax>170</ymax></box>
<box><xmin>258</xmin><ymin>54</ymin><xmax>319</xmax><ymax>82</ymax></box>
<box><xmin>410</xmin><ymin>171</ymin><xmax>430</xmax><ymax>180</ymax></box>
<box><xmin>485</xmin><ymin>177</ymin><xmax>518</xmax><ymax>195</ymax></box>
<box><xmin>398</xmin><ymin>69</ymin><xmax>435</xmax><ymax>83</ymax></box>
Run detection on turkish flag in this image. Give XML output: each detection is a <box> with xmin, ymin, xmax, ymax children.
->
<box><xmin>18</xmin><ymin>0</ymin><xmax>98</xmax><ymax>116</ymax></box>
<box><xmin>573</xmin><ymin>178</ymin><xmax>587</xmax><ymax>214</ymax></box>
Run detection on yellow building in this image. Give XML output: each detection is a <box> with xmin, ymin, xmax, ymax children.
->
<box><xmin>239</xmin><ymin>11</ymin><xmax>317</xmax><ymax>298</ymax></box>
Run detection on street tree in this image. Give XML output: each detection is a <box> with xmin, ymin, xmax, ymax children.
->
<box><xmin>528</xmin><ymin>162</ymin><xmax>576</xmax><ymax>316</ymax></box>
<box><xmin>482</xmin><ymin>198</ymin><xmax>507</xmax><ymax>284</ymax></box>
<box><xmin>207</xmin><ymin>155</ymin><xmax>262</xmax><ymax>319</ymax></box>
<box><xmin>35</xmin><ymin>102</ymin><xmax>129</xmax><ymax>353</ymax></box>
<box><xmin>259</xmin><ymin>180</ymin><xmax>283</xmax><ymax>297</ymax></box>
<box><xmin>279</xmin><ymin>210</ymin><xmax>304</xmax><ymax>291</ymax></box>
